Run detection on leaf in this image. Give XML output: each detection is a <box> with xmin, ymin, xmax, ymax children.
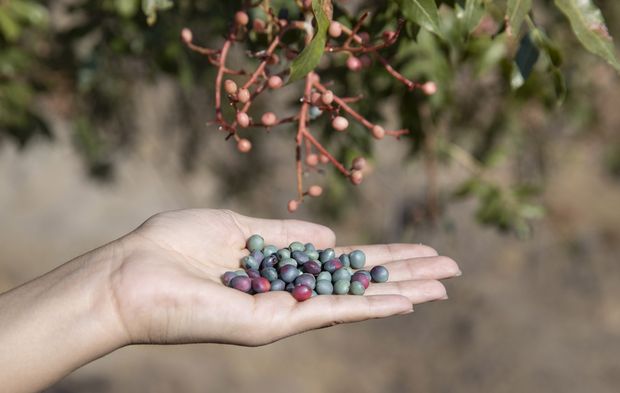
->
<box><xmin>142</xmin><ymin>0</ymin><xmax>173</xmax><ymax>26</ymax></box>
<box><xmin>554</xmin><ymin>0</ymin><xmax>620</xmax><ymax>72</ymax></box>
<box><xmin>0</xmin><ymin>10</ymin><xmax>20</xmax><ymax>41</ymax></box>
<box><xmin>506</xmin><ymin>0</ymin><xmax>532</xmax><ymax>38</ymax></box>
<box><xmin>288</xmin><ymin>0</ymin><xmax>331</xmax><ymax>83</ymax></box>
<box><xmin>399</xmin><ymin>0</ymin><xmax>442</xmax><ymax>38</ymax></box>
<box><xmin>463</xmin><ymin>0</ymin><xmax>484</xmax><ymax>33</ymax></box>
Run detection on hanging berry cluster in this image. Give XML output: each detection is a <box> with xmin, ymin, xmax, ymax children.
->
<box><xmin>181</xmin><ymin>1</ymin><xmax>435</xmax><ymax>212</ymax></box>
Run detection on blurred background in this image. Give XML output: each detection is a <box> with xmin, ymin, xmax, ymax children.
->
<box><xmin>2</xmin><ymin>0</ymin><xmax>620</xmax><ymax>392</ymax></box>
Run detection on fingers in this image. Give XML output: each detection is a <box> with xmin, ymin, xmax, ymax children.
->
<box><xmin>334</xmin><ymin>244</ymin><xmax>438</xmax><ymax>264</ymax></box>
<box><xmin>370</xmin><ymin>256</ymin><xmax>461</xmax><ymax>282</ymax></box>
<box><xmin>364</xmin><ymin>279</ymin><xmax>448</xmax><ymax>303</ymax></box>
<box><xmin>288</xmin><ymin>294</ymin><xmax>413</xmax><ymax>333</ymax></box>
<box><xmin>234</xmin><ymin>213</ymin><xmax>336</xmax><ymax>249</ymax></box>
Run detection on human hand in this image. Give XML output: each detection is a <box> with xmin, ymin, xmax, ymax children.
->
<box><xmin>110</xmin><ymin>209</ymin><xmax>461</xmax><ymax>346</ymax></box>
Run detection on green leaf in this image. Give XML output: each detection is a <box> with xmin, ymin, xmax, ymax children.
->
<box><xmin>142</xmin><ymin>0</ymin><xmax>173</xmax><ymax>26</ymax></box>
<box><xmin>463</xmin><ymin>0</ymin><xmax>484</xmax><ymax>33</ymax></box>
<box><xmin>554</xmin><ymin>0</ymin><xmax>620</xmax><ymax>72</ymax></box>
<box><xmin>399</xmin><ymin>0</ymin><xmax>442</xmax><ymax>38</ymax></box>
<box><xmin>0</xmin><ymin>9</ymin><xmax>20</xmax><ymax>41</ymax></box>
<box><xmin>506</xmin><ymin>0</ymin><xmax>532</xmax><ymax>38</ymax></box>
<box><xmin>288</xmin><ymin>0</ymin><xmax>331</xmax><ymax>83</ymax></box>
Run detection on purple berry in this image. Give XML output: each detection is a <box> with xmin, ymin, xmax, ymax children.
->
<box><xmin>291</xmin><ymin>251</ymin><xmax>310</xmax><ymax>264</ymax></box>
<box><xmin>252</xmin><ymin>277</ymin><xmax>271</xmax><ymax>293</ymax></box>
<box><xmin>222</xmin><ymin>271</ymin><xmax>237</xmax><ymax>286</ymax></box>
<box><xmin>250</xmin><ymin>250</ymin><xmax>264</xmax><ymax>265</ymax></box>
<box><xmin>261</xmin><ymin>254</ymin><xmax>279</xmax><ymax>269</ymax></box>
<box><xmin>370</xmin><ymin>265</ymin><xmax>389</xmax><ymax>283</ymax></box>
<box><xmin>323</xmin><ymin>259</ymin><xmax>343</xmax><ymax>273</ymax></box>
<box><xmin>230</xmin><ymin>276</ymin><xmax>251</xmax><ymax>293</ymax></box>
<box><xmin>292</xmin><ymin>285</ymin><xmax>313</xmax><ymax>301</ymax></box>
<box><xmin>302</xmin><ymin>261</ymin><xmax>322</xmax><ymax>275</ymax></box>
<box><xmin>319</xmin><ymin>248</ymin><xmax>336</xmax><ymax>263</ymax></box>
<box><xmin>246</xmin><ymin>268</ymin><xmax>261</xmax><ymax>279</ymax></box>
<box><xmin>270</xmin><ymin>279</ymin><xmax>286</xmax><ymax>291</ymax></box>
<box><xmin>294</xmin><ymin>273</ymin><xmax>316</xmax><ymax>290</ymax></box>
<box><xmin>285</xmin><ymin>282</ymin><xmax>295</xmax><ymax>292</ymax></box>
<box><xmin>351</xmin><ymin>272</ymin><xmax>370</xmax><ymax>289</ymax></box>
<box><xmin>279</xmin><ymin>264</ymin><xmax>298</xmax><ymax>283</ymax></box>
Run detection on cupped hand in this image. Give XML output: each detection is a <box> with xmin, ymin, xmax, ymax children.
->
<box><xmin>109</xmin><ymin>209</ymin><xmax>460</xmax><ymax>346</ymax></box>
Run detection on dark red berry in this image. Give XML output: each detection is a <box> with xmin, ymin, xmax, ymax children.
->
<box><xmin>246</xmin><ymin>268</ymin><xmax>261</xmax><ymax>279</ymax></box>
<box><xmin>252</xmin><ymin>277</ymin><xmax>271</xmax><ymax>293</ymax></box>
<box><xmin>351</xmin><ymin>272</ymin><xmax>370</xmax><ymax>289</ymax></box>
<box><xmin>292</xmin><ymin>285</ymin><xmax>313</xmax><ymax>301</ymax></box>
<box><xmin>302</xmin><ymin>261</ymin><xmax>322</xmax><ymax>275</ymax></box>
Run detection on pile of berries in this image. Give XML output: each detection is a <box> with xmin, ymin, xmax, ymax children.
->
<box><xmin>222</xmin><ymin>234</ymin><xmax>389</xmax><ymax>302</ymax></box>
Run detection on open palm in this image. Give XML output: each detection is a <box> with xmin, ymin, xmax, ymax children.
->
<box><xmin>110</xmin><ymin>209</ymin><xmax>460</xmax><ymax>346</ymax></box>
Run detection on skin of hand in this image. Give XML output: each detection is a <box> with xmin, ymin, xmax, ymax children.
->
<box><xmin>0</xmin><ymin>209</ymin><xmax>460</xmax><ymax>393</ymax></box>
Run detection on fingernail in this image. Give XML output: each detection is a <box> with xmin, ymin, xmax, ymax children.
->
<box><xmin>398</xmin><ymin>307</ymin><xmax>414</xmax><ymax>315</ymax></box>
<box><xmin>439</xmin><ymin>294</ymin><xmax>449</xmax><ymax>300</ymax></box>
<box><xmin>455</xmin><ymin>270</ymin><xmax>462</xmax><ymax>277</ymax></box>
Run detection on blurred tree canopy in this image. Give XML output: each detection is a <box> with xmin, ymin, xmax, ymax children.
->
<box><xmin>1</xmin><ymin>0</ymin><xmax>619</xmax><ymax>236</ymax></box>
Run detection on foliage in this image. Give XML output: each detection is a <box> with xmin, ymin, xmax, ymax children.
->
<box><xmin>0</xmin><ymin>0</ymin><xmax>619</xmax><ymax>236</ymax></box>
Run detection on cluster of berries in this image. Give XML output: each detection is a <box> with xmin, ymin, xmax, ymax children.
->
<box><xmin>222</xmin><ymin>234</ymin><xmax>389</xmax><ymax>302</ymax></box>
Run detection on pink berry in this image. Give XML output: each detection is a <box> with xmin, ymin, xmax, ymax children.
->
<box><xmin>237</xmin><ymin>88</ymin><xmax>250</xmax><ymax>103</ymax></box>
<box><xmin>311</xmin><ymin>91</ymin><xmax>322</xmax><ymax>105</ymax></box>
<box><xmin>360</xmin><ymin>55</ymin><xmax>372</xmax><ymax>68</ymax></box>
<box><xmin>292</xmin><ymin>285</ymin><xmax>312</xmax><ymax>301</ymax></box>
<box><xmin>235</xmin><ymin>11</ymin><xmax>249</xmax><ymax>26</ymax></box>
<box><xmin>351</xmin><ymin>157</ymin><xmax>366</xmax><ymax>171</ymax></box>
<box><xmin>422</xmin><ymin>81</ymin><xmax>437</xmax><ymax>95</ymax></box>
<box><xmin>308</xmin><ymin>185</ymin><xmax>323</xmax><ymax>197</ymax></box>
<box><xmin>287</xmin><ymin>199</ymin><xmax>299</xmax><ymax>213</ymax></box>
<box><xmin>253</xmin><ymin>19</ymin><xmax>266</xmax><ymax>33</ymax></box>
<box><xmin>181</xmin><ymin>28</ymin><xmax>193</xmax><ymax>43</ymax></box>
<box><xmin>306</xmin><ymin>153</ymin><xmax>319</xmax><ymax>167</ymax></box>
<box><xmin>321</xmin><ymin>90</ymin><xmax>334</xmax><ymax>105</ymax></box>
<box><xmin>382</xmin><ymin>30</ymin><xmax>396</xmax><ymax>42</ymax></box>
<box><xmin>371</xmin><ymin>125</ymin><xmax>385</xmax><ymax>140</ymax></box>
<box><xmin>346</xmin><ymin>56</ymin><xmax>362</xmax><ymax>72</ymax></box>
<box><xmin>267</xmin><ymin>75</ymin><xmax>283</xmax><ymax>89</ymax></box>
<box><xmin>261</xmin><ymin>112</ymin><xmax>277</xmax><ymax>126</ymax></box>
<box><xmin>332</xmin><ymin>116</ymin><xmax>349</xmax><ymax>131</ymax></box>
<box><xmin>350</xmin><ymin>170</ymin><xmax>363</xmax><ymax>185</ymax></box>
<box><xmin>319</xmin><ymin>154</ymin><xmax>330</xmax><ymax>164</ymax></box>
<box><xmin>358</xmin><ymin>32</ymin><xmax>370</xmax><ymax>43</ymax></box>
<box><xmin>224</xmin><ymin>79</ymin><xmax>238</xmax><ymax>95</ymax></box>
<box><xmin>236</xmin><ymin>112</ymin><xmax>250</xmax><ymax>128</ymax></box>
<box><xmin>328</xmin><ymin>21</ymin><xmax>342</xmax><ymax>38</ymax></box>
<box><xmin>237</xmin><ymin>138</ymin><xmax>252</xmax><ymax>153</ymax></box>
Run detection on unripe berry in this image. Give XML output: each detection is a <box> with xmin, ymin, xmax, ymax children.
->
<box><xmin>224</xmin><ymin>79</ymin><xmax>238</xmax><ymax>95</ymax></box>
<box><xmin>422</xmin><ymin>81</ymin><xmax>437</xmax><ymax>95</ymax></box>
<box><xmin>308</xmin><ymin>73</ymin><xmax>320</xmax><ymax>84</ymax></box>
<box><xmin>288</xmin><ymin>199</ymin><xmax>299</xmax><ymax>212</ymax></box>
<box><xmin>350</xmin><ymin>170</ymin><xmax>363</xmax><ymax>185</ymax></box>
<box><xmin>352</xmin><ymin>157</ymin><xmax>366</xmax><ymax>171</ymax></box>
<box><xmin>235</xmin><ymin>11</ymin><xmax>249</xmax><ymax>26</ymax></box>
<box><xmin>236</xmin><ymin>112</ymin><xmax>250</xmax><ymax>128</ymax></box>
<box><xmin>319</xmin><ymin>154</ymin><xmax>330</xmax><ymax>164</ymax></box>
<box><xmin>328</xmin><ymin>21</ymin><xmax>342</xmax><ymax>38</ymax></box>
<box><xmin>267</xmin><ymin>54</ymin><xmax>279</xmax><ymax>65</ymax></box>
<box><xmin>308</xmin><ymin>185</ymin><xmax>323</xmax><ymax>197</ymax></box>
<box><xmin>181</xmin><ymin>28</ymin><xmax>193</xmax><ymax>43</ymax></box>
<box><xmin>261</xmin><ymin>112</ymin><xmax>277</xmax><ymax>126</ymax></box>
<box><xmin>332</xmin><ymin>116</ymin><xmax>349</xmax><ymax>131</ymax></box>
<box><xmin>382</xmin><ymin>30</ymin><xmax>396</xmax><ymax>42</ymax></box>
<box><xmin>237</xmin><ymin>88</ymin><xmax>250</xmax><ymax>103</ymax></box>
<box><xmin>306</xmin><ymin>153</ymin><xmax>319</xmax><ymax>167</ymax></box>
<box><xmin>346</xmin><ymin>56</ymin><xmax>362</xmax><ymax>72</ymax></box>
<box><xmin>237</xmin><ymin>138</ymin><xmax>252</xmax><ymax>153</ymax></box>
<box><xmin>321</xmin><ymin>90</ymin><xmax>334</xmax><ymax>105</ymax></box>
<box><xmin>267</xmin><ymin>75</ymin><xmax>283</xmax><ymax>89</ymax></box>
<box><xmin>358</xmin><ymin>32</ymin><xmax>370</xmax><ymax>44</ymax></box>
<box><xmin>371</xmin><ymin>125</ymin><xmax>385</xmax><ymax>139</ymax></box>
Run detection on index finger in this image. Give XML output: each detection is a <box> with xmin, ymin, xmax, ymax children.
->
<box><xmin>334</xmin><ymin>243</ymin><xmax>438</xmax><ymax>265</ymax></box>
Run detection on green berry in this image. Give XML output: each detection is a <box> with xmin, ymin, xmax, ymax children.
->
<box><xmin>262</xmin><ymin>245</ymin><xmax>278</xmax><ymax>257</ymax></box>
<box><xmin>306</xmin><ymin>250</ymin><xmax>319</xmax><ymax>261</ymax></box>
<box><xmin>334</xmin><ymin>280</ymin><xmax>351</xmax><ymax>295</ymax></box>
<box><xmin>339</xmin><ymin>254</ymin><xmax>351</xmax><ymax>267</ymax></box>
<box><xmin>316</xmin><ymin>280</ymin><xmax>334</xmax><ymax>295</ymax></box>
<box><xmin>277</xmin><ymin>248</ymin><xmax>291</xmax><ymax>260</ymax></box>
<box><xmin>234</xmin><ymin>270</ymin><xmax>248</xmax><ymax>277</ymax></box>
<box><xmin>319</xmin><ymin>248</ymin><xmax>336</xmax><ymax>263</ymax></box>
<box><xmin>289</xmin><ymin>241</ymin><xmax>305</xmax><ymax>252</ymax></box>
<box><xmin>317</xmin><ymin>271</ymin><xmax>332</xmax><ymax>282</ymax></box>
<box><xmin>246</xmin><ymin>234</ymin><xmax>265</xmax><ymax>252</ymax></box>
<box><xmin>277</xmin><ymin>258</ymin><xmax>297</xmax><ymax>269</ymax></box>
<box><xmin>304</xmin><ymin>243</ymin><xmax>316</xmax><ymax>251</ymax></box>
<box><xmin>241</xmin><ymin>255</ymin><xmax>259</xmax><ymax>270</ymax></box>
<box><xmin>349</xmin><ymin>281</ymin><xmax>365</xmax><ymax>295</ymax></box>
<box><xmin>332</xmin><ymin>267</ymin><xmax>351</xmax><ymax>283</ymax></box>
<box><xmin>349</xmin><ymin>250</ymin><xmax>366</xmax><ymax>269</ymax></box>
